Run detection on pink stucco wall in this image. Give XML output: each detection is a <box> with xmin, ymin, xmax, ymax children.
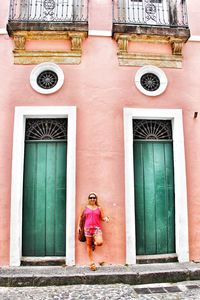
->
<box><xmin>187</xmin><ymin>0</ymin><xmax>199</xmax><ymax>35</ymax></box>
<box><xmin>0</xmin><ymin>0</ymin><xmax>200</xmax><ymax>266</ymax></box>
<box><xmin>0</xmin><ymin>0</ymin><xmax>9</xmax><ymax>28</ymax></box>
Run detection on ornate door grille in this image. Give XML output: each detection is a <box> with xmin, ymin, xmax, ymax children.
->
<box><xmin>25</xmin><ymin>119</ymin><xmax>67</xmax><ymax>141</ymax></box>
<box><xmin>133</xmin><ymin>119</ymin><xmax>172</xmax><ymax>140</ymax></box>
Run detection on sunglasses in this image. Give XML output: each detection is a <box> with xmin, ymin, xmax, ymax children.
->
<box><xmin>89</xmin><ymin>196</ymin><xmax>96</xmax><ymax>200</ymax></box>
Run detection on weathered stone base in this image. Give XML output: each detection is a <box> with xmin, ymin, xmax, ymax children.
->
<box><xmin>11</xmin><ymin>30</ymin><xmax>87</xmax><ymax>65</ymax></box>
<box><xmin>113</xmin><ymin>31</ymin><xmax>190</xmax><ymax>69</ymax></box>
<box><xmin>13</xmin><ymin>50</ymin><xmax>82</xmax><ymax>65</ymax></box>
<box><xmin>118</xmin><ymin>53</ymin><xmax>183</xmax><ymax>69</ymax></box>
<box><xmin>0</xmin><ymin>263</ymin><xmax>200</xmax><ymax>287</ymax></box>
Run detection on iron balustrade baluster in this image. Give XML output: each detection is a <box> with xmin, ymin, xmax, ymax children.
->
<box><xmin>118</xmin><ymin>0</ymin><xmax>121</xmax><ymax>22</ymax></box>
<box><xmin>181</xmin><ymin>0</ymin><xmax>184</xmax><ymax>25</ymax></box>
<box><xmin>157</xmin><ymin>0</ymin><xmax>162</xmax><ymax>24</ymax></box>
<box><xmin>113</xmin><ymin>0</ymin><xmax>189</xmax><ymax>27</ymax></box>
<box><xmin>180</xmin><ymin>0</ymin><xmax>188</xmax><ymax>27</ymax></box>
<box><xmin>8</xmin><ymin>0</ymin><xmax>88</xmax><ymax>22</ymax></box>
<box><xmin>14</xmin><ymin>0</ymin><xmax>17</xmax><ymax>19</ymax></box>
<box><xmin>135</xmin><ymin>0</ymin><xmax>140</xmax><ymax>23</ymax></box>
<box><xmin>162</xmin><ymin>0</ymin><xmax>169</xmax><ymax>25</ymax></box>
<box><xmin>19</xmin><ymin>0</ymin><xmax>23</xmax><ymax>20</ymax></box>
<box><xmin>141</xmin><ymin>0</ymin><xmax>145</xmax><ymax>24</ymax></box>
<box><xmin>128</xmin><ymin>0</ymin><xmax>131</xmax><ymax>22</ymax></box>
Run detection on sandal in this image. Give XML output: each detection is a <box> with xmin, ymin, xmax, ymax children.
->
<box><xmin>90</xmin><ymin>263</ymin><xmax>97</xmax><ymax>271</ymax></box>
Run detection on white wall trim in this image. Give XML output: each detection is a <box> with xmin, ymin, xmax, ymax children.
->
<box><xmin>0</xmin><ymin>28</ymin><xmax>7</xmax><ymax>35</ymax></box>
<box><xmin>189</xmin><ymin>35</ymin><xmax>200</xmax><ymax>42</ymax></box>
<box><xmin>135</xmin><ymin>65</ymin><xmax>168</xmax><ymax>97</ymax></box>
<box><xmin>10</xmin><ymin>106</ymin><xmax>77</xmax><ymax>266</ymax></box>
<box><xmin>30</xmin><ymin>63</ymin><xmax>64</xmax><ymax>94</ymax></box>
<box><xmin>89</xmin><ymin>30</ymin><xmax>112</xmax><ymax>37</ymax></box>
<box><xmin>124</xmin><ymin>108</ymin><xmax>189</xmax><ymax>265</ymax></box>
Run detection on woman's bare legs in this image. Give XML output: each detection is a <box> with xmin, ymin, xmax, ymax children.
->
<box><xmin>94</xmin><ymin>233</ymin><xmax>103</xmax><ymax>246</ymax></box>
<box><xmin>86</xmin><ymin>236</ymin><xmax>96</xmax><ymax>270</ymax></box>
<box><xmin>86</xmin><ymin>233</ymin><xmax>103</xmax><ymax>270</ymax></box>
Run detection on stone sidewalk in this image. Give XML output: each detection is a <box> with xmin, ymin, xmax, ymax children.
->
<box><xmin>1</xmin><ymin>281</ymin><xmax>200</xmax><ymax>299</ymax></box>
<box><xmin>1</xmin><ymin>262</ymin><xmax>200</xmax><ymax>287</ymax></box>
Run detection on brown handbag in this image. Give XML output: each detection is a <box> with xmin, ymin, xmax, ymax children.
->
<box><xmin>78</xmin><ymin>211</ymin><xmax>86</xmax><ymax>242</ymax></box>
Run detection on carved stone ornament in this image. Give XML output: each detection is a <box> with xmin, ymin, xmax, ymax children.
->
<box><xmin>170</xmin><ymin>39</ymin><xmax>184</xmax><ymax>56</ymax></box>
<box><xmin>13</xmin><ymin>34</ymin><xmax>26</xmax><ymax>50</ymax></box>
<box><xmin>69</xmin><ymin>33</ymin><xmax>85</xmax><ymax>52</ymax></box>
<box><xmin>114</xmin><ymin>33</ymin><xmax>188</xmax><ymax>69</ymax></box>
<box><xmin>117</xmin><ymin>36</ymin><xmax>128</xmax><ymax>54</ymax></box>
<box><xmin>11</xmin><ymin>31</ymin><xmax>87</xmax><ymax>65</ymax></box>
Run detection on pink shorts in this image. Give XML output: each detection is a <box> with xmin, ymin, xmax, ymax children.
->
<box><xmin>84</xmin><ymin>227</ymin><xmax>102</xmax><ymax>238</ymax></box>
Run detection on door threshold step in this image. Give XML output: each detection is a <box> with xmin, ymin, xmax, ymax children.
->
<box><xmin>136</xmin><ymin>254</ymin><xmax>178</xmax><ymax>264</ymax></box>
<box><xmin>0</xmin><ymin>262</ymin><xmax>199</xmax><ymax>287</ymax></box>
<box><xmin>21</xmin><ymin>257</ymin><xmax>65</xmax><ymax>266</ymax></box>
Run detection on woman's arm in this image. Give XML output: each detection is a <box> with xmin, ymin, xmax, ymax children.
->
<box><xmin>77</xmin><ymin>207</ymin><xmax>85</xmax><ymax>233</ymax></box>
<box><xmin>100</xmin><ymin>207</ymin><xmax>110</xmax><ymax>222</ymax></box>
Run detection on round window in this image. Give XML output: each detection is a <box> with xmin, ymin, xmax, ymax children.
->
<box><xmin>37</xmin><ymin>70</ymin><xmax>58</xmax><ymax>89</ymax></box>
<box><xmin>30</xmin><ymin>62</ymin><xmax>64</xmax><ymax>94</ymax></box>
<box><xmin>135</xmin><ymin>66</ymin><xmax>168</xmax><ymax>96</ymax></box>
<box><xmin>140</xmin><ymin>73</ymin><xmax>160</xmax><ymax>92</ymax></box>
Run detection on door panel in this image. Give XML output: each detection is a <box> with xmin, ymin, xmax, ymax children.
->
<box><xmin>22</xmin><ymin>142</ymin><xmax>66</xmax><ymax>256</ymax></box>
<box><xmin>134</xmin><ymin>141</ymin><xmax>175</xmax><ymax>255</ymax></box>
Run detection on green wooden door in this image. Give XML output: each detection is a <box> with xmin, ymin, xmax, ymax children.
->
<box><xmin>134</xmin><ymin>141</ymin><xmax>175</xmax><ymax>255</ymax></box>
<box><xmin>22</xmin><ymin>141</ymin><xmax>66</xmax><ymax>256</ymax></box>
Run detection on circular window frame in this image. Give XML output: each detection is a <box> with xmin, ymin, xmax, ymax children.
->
<box><xmin>135</xmin><ymin>65</ymin><xmax>168</xmax><ymax>96</ymax></box>
<box><xmin>30</xmin><ymin>62</ymin><xmax>64</xmax><ymax>94</ymax></box>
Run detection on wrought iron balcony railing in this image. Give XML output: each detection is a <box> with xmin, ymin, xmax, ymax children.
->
<box><xmin>113</xmin><ymin>0</ymin><xmax>189</xmax><ymax>28</ymax></box>
<box><xmin>8</xmin><ymin>0</ymin><xmax>88</xmax><ymax>23</ymax></box>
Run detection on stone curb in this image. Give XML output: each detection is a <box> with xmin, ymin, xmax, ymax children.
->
<box><xmin>0</xmin><ymin>263</ymin><xmax>200</xmax><ymax>287</ymax></box>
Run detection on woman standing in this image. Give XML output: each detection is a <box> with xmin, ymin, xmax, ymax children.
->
<box><xmin>77</xmin><ymin>192</ymin><xmax>110</xmax><ymax>271</ymax></box>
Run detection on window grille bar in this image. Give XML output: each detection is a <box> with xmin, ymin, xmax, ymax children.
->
<box><xmin>133</xmin><ymin>139</ymin><xmax>173</xmax><ymax>142</ymax></box>
<box><xmin>25</xmin><ymin>139</ymin><xmax>67</xmax><ymax>142</ymax></box>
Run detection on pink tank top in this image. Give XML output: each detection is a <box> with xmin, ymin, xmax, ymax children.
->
<box><xmin>84</xmin><ymin>207</ymin><xmax>101</xmax><ymax>228</ymax></box>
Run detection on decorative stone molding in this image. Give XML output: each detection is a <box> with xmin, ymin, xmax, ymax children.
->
<box><xmin>114</xmin><ymin>33</ymin><xmax>189</xmax><ymax>69</ymax></box>
<box><xmin>170</xmin><ymin>38</ymin><xmax>184</xmax><ymax>56</ymax></box>
<box><xmin>13</xmin><ymin>34</ymin><xmax>26</xmax><ymax>50</ymax></box>
<box><xmin>118</xmin><ymin>53</ymin><xmax>183</xmax><ymax>69</ymax></box>
<box><xmin>11</xmin><ymin>31</ymin><xmax>87</xmax><ymax>65</ymax></box>
<box><xmin>69</xmin><ymin>33</ymin><xmax>83</xmax><ymax>52</ymax></box>
<box><xmin>117</xmin><ymin>35</ymin><xmax>128</xmax><ymax>54</ymax></box>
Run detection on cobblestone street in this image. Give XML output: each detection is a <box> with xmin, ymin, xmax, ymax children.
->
<box><xmin>1</xmin><ymin>281</ymin><xmax>200</xmax><ymax>300</ymax></box>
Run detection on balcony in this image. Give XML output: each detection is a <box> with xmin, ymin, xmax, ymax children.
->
<box><xmin>7</xmin><ymin>0</ymin><xmax>88</xmax><ymax>64</ymax></box>
<box><xmin>112</xmin><ymin>0</ymin><xmax>190</xmax><ymax>68</ymax></box>
<box><xmin>113</xmin><ymin>0</ymin><xmax>189</xmax><ymax>31</ymax></box>
<box><xmin>7</xmin><ymin>0</ymin><xmax>88</xmax><ymax>33</ymax></box>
